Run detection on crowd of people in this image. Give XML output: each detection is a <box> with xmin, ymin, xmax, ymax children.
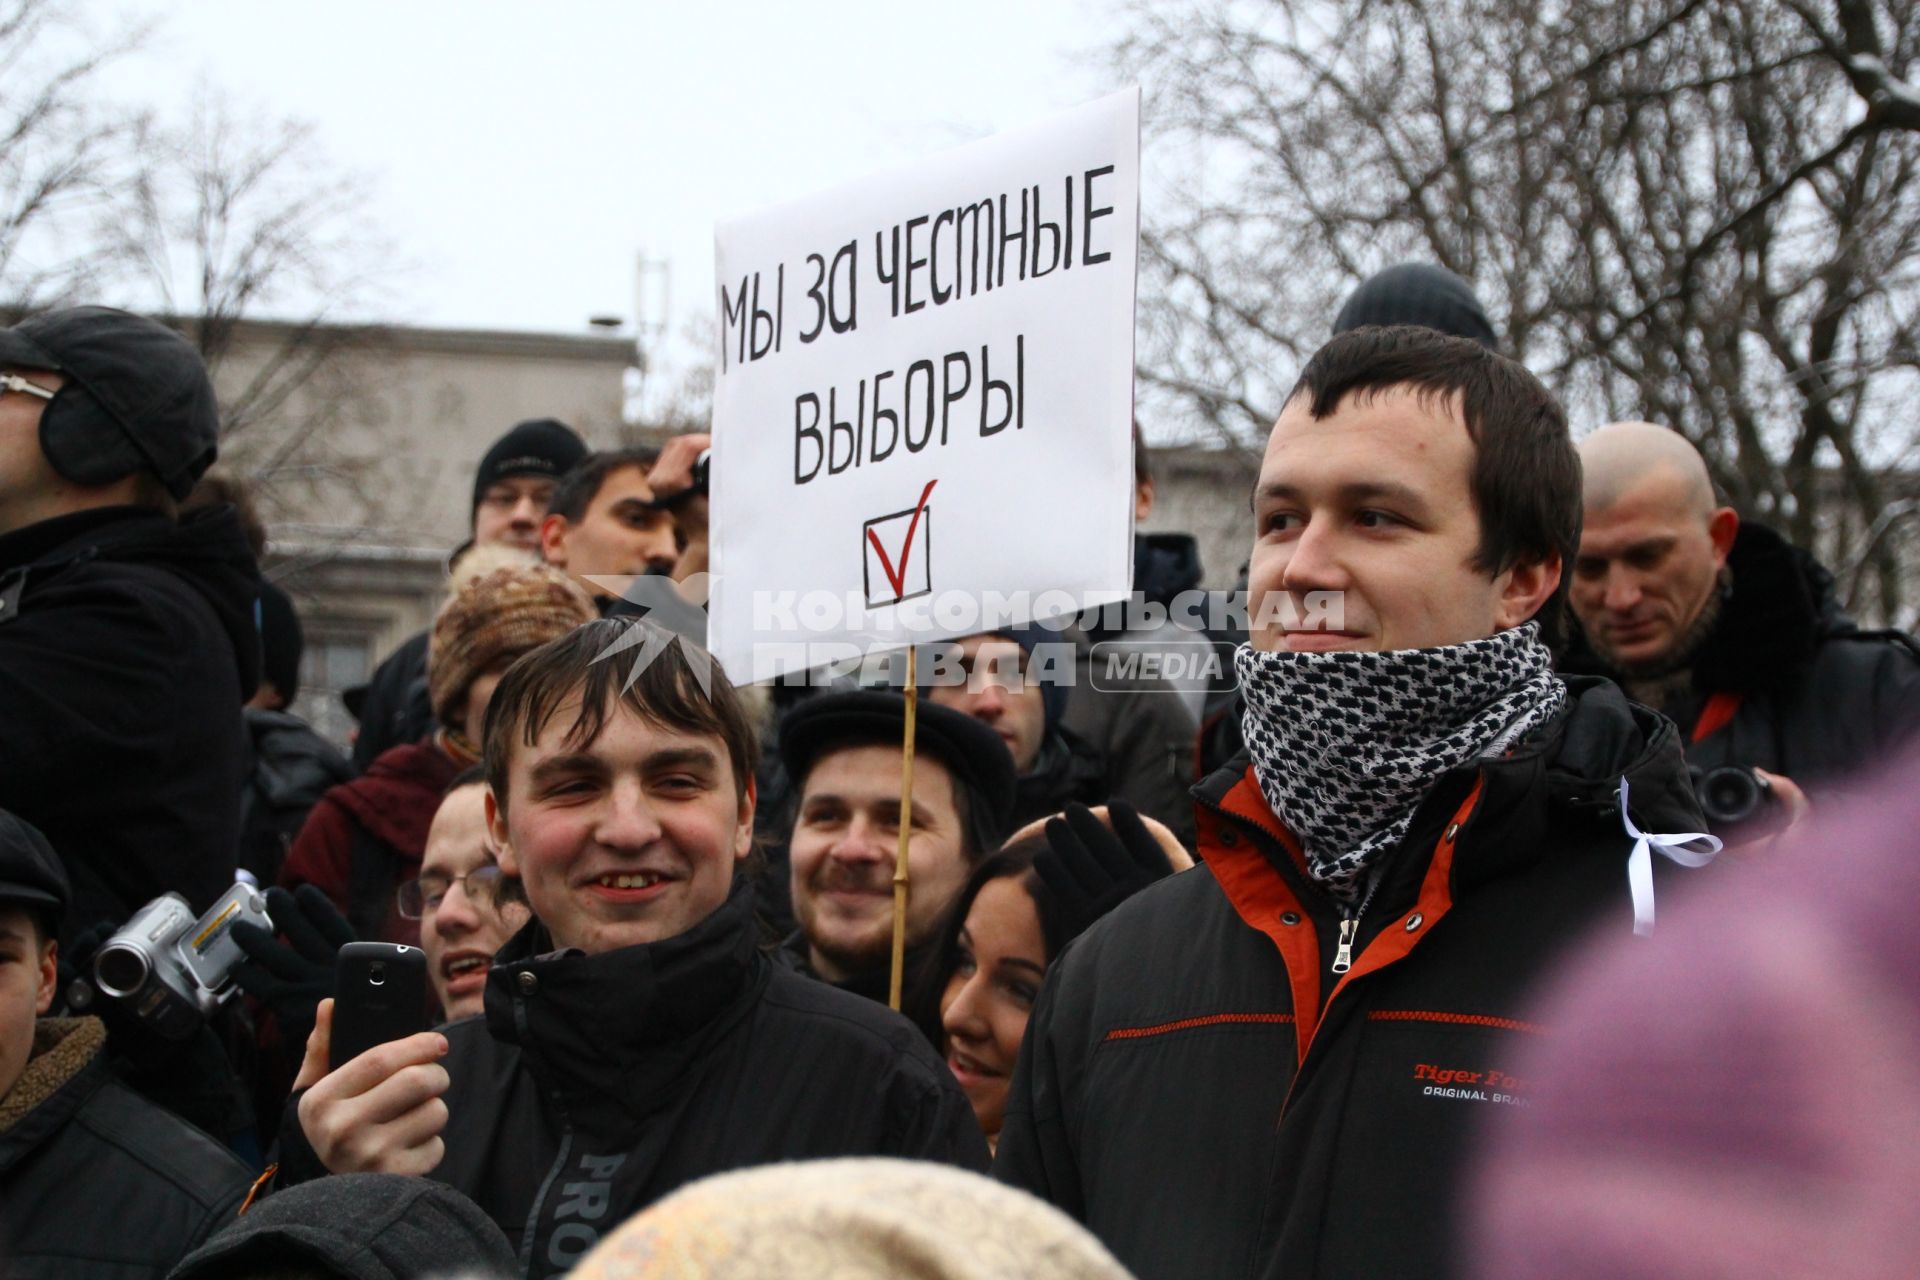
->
<box><xmin>0</xmin><ymin>268</ymin><xmax>1916</xmax><ymax>1280</ymax></box>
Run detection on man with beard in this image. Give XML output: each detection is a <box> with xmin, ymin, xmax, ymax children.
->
<box><xmin>778</xmin><ymin>692</ymin><xmax>1017</xmax><ymax>1004</ymax></box>
<box><xmin>994</xmin><ymin>326</ymin><xmax>1712</xmax><ymax>1280</ymax></box>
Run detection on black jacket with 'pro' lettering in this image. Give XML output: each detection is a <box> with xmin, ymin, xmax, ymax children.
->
<box><xmin>279</xmin><ymin>879</ymin><xmax>987</xmax><ymax>1278</ymax></box>
<box><xmin>992</xmin><ymin>677</ymin><xmax>1706</xmax><ymax>1280</ymax></box>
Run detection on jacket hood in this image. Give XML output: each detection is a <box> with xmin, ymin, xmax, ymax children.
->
<box><xmin>484</xmin><ymin>876</ymin><xmax>767</xmax><ymax>1127</ymax></box>
<box><xmin>328</xmin><ymin>740</ymin><xmax>458</xmax><ymax>852</ymax></box>
<box><xmin>167</xmin><ymin>1172</ymin><xmax>516</xmax><ymax>1280</ymax></box>
<box><xmin>1563</xmin><ymin>521</ymin><xmax>1849</xmax><ymax>692</ymax></box>
<box><xmin>1134</xmin><ymin>532</ymin><xmax>1203</xmax><ymax>605</ymax></box>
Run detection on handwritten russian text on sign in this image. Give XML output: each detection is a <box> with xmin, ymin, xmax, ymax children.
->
<box><xmin>709</xmin><ymin>89</ymin><xmax>1140</xmax><ymax>681</ymax></box>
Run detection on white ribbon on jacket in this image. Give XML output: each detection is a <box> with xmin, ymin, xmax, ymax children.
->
<box><xmin>1619</xmin><ymin>776</ymin><xmax>1723</xmax><ymax>936</ymax></box>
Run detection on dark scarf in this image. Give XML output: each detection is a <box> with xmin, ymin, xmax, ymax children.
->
<box><xmin>1234</xmin><ymin>624</ymin><xmax>1567</xmax><ymax>901</ymax></box>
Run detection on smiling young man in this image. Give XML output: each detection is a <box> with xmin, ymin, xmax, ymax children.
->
<box><xmin>994</xmin><ymin>326</ymin><xmax>1710</xmax><ymax>1280</ymax></box>
<box><xmin>281</xmin><ymin>619</ymin><xmax>985</xmax><ymax>1278</ymax></box>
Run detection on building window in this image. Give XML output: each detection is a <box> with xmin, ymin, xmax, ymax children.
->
<box><xmin>296</xmin><ymin>632</ymin><xmax>374</xmax><ymax>750</ymax></box>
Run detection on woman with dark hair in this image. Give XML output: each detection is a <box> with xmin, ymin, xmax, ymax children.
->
<box><xmin>911</xmin><ymin>802</ymin><xmax>1186</xmax><ymax>1149</ymax></box>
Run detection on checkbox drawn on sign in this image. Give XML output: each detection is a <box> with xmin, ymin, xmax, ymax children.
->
<box><xmin>863</xmin><ymin>479</ymin><xmax>937</xmax><ymax>610</ymax></box>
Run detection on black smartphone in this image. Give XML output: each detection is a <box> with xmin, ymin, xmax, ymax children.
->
<box><xmin>330</xmin><ymin>942</ymin><xmax>429</xmax><ymax>1071</ymax></box>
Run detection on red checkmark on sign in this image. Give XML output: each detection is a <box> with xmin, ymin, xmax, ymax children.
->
<box><xmin>866</xmin><ymin>479</ymin><xmax>938</xmax><ymax>601</ymax></box>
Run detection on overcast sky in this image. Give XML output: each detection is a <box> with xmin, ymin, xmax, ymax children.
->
<box><xmin>111</xmin><ymin>0</ymin><xmax>1114</xmax><ymax>387</ymax></box>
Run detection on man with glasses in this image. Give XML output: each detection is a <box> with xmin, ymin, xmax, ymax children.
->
<box><xmin>0</xmin><ymin>306</ymin><xmax>262</xmax><ymax>943</ymax></box>
<box><xmin>403</xmin><ymin>768</ymin><xmax>531</xmax><ymax>1021</ymax></box>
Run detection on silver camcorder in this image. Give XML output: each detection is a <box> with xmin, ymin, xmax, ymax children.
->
<box><xmin>92</xmin><ymin>883</ymin><xmax>273</xmax><ymax>1039</ymax></box>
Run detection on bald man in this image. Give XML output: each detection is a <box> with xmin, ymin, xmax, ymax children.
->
<box><xmin>1565</xmin><ymin>422</ymin><xmax>1920</xmax><ymax>822</ymax></box>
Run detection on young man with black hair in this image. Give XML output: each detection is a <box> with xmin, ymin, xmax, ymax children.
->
<box><xmin>281</xmin><ymin>620</ymin><xmax>985</xmax><ymax>1278</ymax></box>
<box><xmin>538</xmin><ymin>447</ymin><xmax>681</xmax><ymax>587</ymax></box>
<box><xmin>921</xmin><ymin>631</ymin><xmax>1112</xmax><ymax>833</ymax></box>
<box><xmin>0</xmin><ymin>809</ymin><xmax>256</xmax><ymax>1275</ymax></box>
<box><xmin>0</xmin><ymin>306</ymin><xmax>262</xmax><ymax>941</ymax></box>
<box><xmin>995</xmin><ymin>326</ymin><xmax>1710</xmax><ymax>1280</ymax></box>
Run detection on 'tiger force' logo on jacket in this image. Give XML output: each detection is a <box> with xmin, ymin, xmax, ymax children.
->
<box><xmin>1411</xmin><ymin>1061</ymin><xmax>1532</xmax><ymax>1106</ymax></box>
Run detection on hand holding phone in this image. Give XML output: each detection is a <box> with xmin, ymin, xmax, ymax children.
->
<box><xmin>294</xmin><ymin>997</ymin><xmax>450</xmax><ymax>1177</ymax></box>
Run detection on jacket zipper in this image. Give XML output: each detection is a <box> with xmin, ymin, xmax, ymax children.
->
<box><xmin>1330</xmin><ymin>873</ymin><xmax>1384</xmax><ymax>975</ymax></box>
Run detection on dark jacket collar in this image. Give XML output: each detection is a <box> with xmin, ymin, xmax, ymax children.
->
<box><xmin>483</xmin><ymin>877</ymin><xmax>766</xmax><ymax>1124</ymax></box>
<box><xmin>0</xmin><ymin>1018</ymin><xmax>107</xmax><ymax>1172</ymax></box>
<box><xmin>776</xmin><ymin>929</ymin><xmax>930</xmax><ymax>1006</ymax></box>
<box><xmin>0</xmin><ymin>506</ymin><xmax>164</xmax><ymax>571</ymax></box>
<box><xmin>0</xmin><ymin>502</ymin><xmax>262</xmax><ymax>697</ymax></box>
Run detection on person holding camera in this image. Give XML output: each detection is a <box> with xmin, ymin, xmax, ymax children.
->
<box><xmin>0</xmin><ymin>307</ymin><xmax>262</xmax><ymax>945</ymax></box>
<box><xmin>0</xmin><ymin>809</ymin><xmax>256</xmax><ymax>1276</ymax></box>
<box><xmin>1564</xmin><ymin>421</ymin><xmax>1920</xmax><ymax>838</ymax></box>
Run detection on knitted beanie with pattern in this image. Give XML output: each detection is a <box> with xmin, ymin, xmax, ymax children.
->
<box><xmin>428</xmin><ymin>564</ymin><xmax>597</xmax><ymax>732</ymax></box>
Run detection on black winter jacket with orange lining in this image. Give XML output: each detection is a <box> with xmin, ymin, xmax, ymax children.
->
<box><xmin>992</xmin><ymin>676</ymin><xmax>1707</xmax><ymax>1280</ymax></box>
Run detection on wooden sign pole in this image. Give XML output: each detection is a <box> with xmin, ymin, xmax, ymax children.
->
<box><xmin>889</xmin><ymin>645</ymin><xmax>918</xmax><ymax>1011</ymax></box>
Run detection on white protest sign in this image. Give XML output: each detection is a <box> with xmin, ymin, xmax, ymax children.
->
<box><xmin>708</xmin><ymin>88</ymin><xmax>1140</xmax><ymax>683</ymax></box>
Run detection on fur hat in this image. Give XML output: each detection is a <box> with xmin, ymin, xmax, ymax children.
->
<box><xmin>570</xmin><ymin>1158</ymin><xmax>1131</xmax><ymax>1280</ymax></box>
<box><xmin>428</xmin><ymin>564</ymin><xmax>597</xmax><ymax>733</ymax></box>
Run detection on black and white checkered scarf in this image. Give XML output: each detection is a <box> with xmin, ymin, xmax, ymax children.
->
<box><xmin>1234</xmin><ymin>624</ymin><xmax>1567</xmax><ymax>902</ymax></box>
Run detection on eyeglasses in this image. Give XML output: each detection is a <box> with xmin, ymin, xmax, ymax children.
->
<box><xmin>396</xmin><ymin>865</ymin><xmax>506</xmax><ymax>919</ymax></box>
<box><xmin>0</xmin><ymin>373</ymin><xmax>56</xmax><ymax>402</ymax></box>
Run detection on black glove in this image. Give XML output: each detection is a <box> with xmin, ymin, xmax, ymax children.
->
<box><xmin>231</xmin><ymin>884</ymin><xmax>356</xmax><ymax>1053</ymax></box>
<box><xmin>1035</xmin><ymin>801</ymin><xmax>1175</xmax><ymax>944</ymax></box>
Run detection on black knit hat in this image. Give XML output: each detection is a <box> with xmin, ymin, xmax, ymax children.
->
<box><xmin>0</xmin><ymin>809</ymin><xmax>70</xmax><ymax>928</ymax></box>
<box><xmin>779</xmin><ymin>691</ymin><xmax>1019</xmax><ymax>852</ymax></box>
<box><xmin>470</xmin><ymin>418</ymin><xmax>588</xmax><ymax>518</ymax></box>
<box><xmin>0</xmin><ymin>306</ymin><xmax>219</xmax><ymax>499</ymax></box>
<box><xmin>255</xmin><ymin>580</ymin><xmax>304</xmax><ymax>706</ymax></box>
<box><xmin>1333</xmin><ymin>263</ymin><xmax>1498</xmax><ymax>349</ymax></box>
<box><xmin>167</xmin><ymin>1172</ymin><xmax>516</xmax><ymax>1280</ymax></box>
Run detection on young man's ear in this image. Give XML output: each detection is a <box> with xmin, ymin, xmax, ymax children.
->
<box><xmin>733</xmin><ymin>776</ymin><xmax>757</xmax><ymax>861</ymax></box>
<box><xmin>1494</xmin><ymin>550</ymin><xmax>1562</xmax><ymax>633</ymax></box>
<box><xmin>485</xmin><ymin>787</ymin><xmax>519</xmax><ymax>876</ymax></box>
<box><xmin>537</xmin><ymin>513</ymin><xmax>570</xmax><ymax>568</ymax></box>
